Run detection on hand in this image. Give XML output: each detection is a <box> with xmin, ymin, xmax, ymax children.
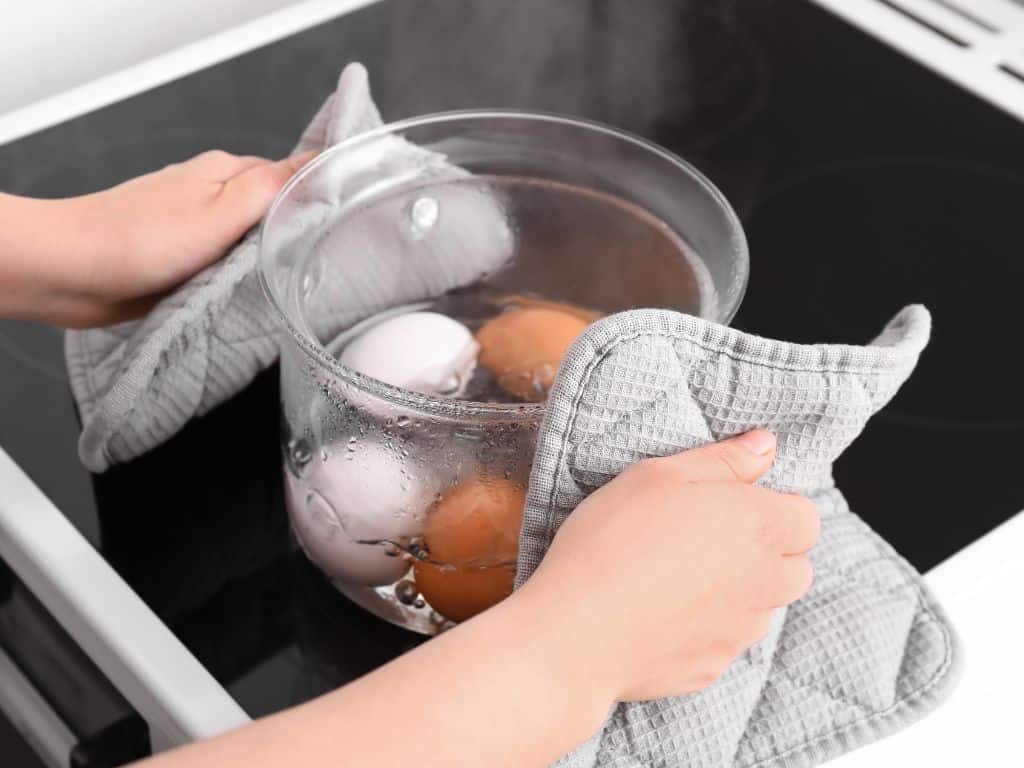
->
<box><xmin>132</xmin><ymin>431</ymin><xmax>819</xmax><ymax>768</ymax></box>
<box><xmin>519</xmin><ymin>429</ymin><xmax>819</xmax><ymax>702</ymax></box>
<box><xmin>0</xmin><ymin>149</ymin><xmax>313</xmax><ymax>327</ymax></box>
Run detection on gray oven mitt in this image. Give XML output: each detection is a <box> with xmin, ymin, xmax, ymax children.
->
<box><xmin>516</xmin><ymin>305</ymin><xmax>961</xmax><ymax>768</ymax></box>
<box><xmin>65</xmin><ymin>63</ymin><xmax>509</xmax><ymax>472</ymax></box>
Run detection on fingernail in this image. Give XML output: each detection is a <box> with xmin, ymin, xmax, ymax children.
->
<box><xmin>735</xmin><ymin>429</ymin><xmax>776</xmax><ymax>456</ymax></box>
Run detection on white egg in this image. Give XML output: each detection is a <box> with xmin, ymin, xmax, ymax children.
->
<box><xmin>338</xmin><ymin>311</ymin><xmax>478</xmax><ymax>397</ymax></box>
<box><xmin>285</xmin><ymin>443</ymin><xmax>435</xmax><ymax>586</ymax></box>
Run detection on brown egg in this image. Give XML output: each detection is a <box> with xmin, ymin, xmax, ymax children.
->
<box><xmin>414</xmin><ymin>477</ymin><xmax>525</xmax><ymax>622</ymax></box>
<box><xmin>494</xmin><ymin>294</ymin><xmax>604</xmax><ymax>324</ymax></box>
<box><xmin>475</xmin><ymin>307</ymin><xmax>590</xmax><ymax>401</ymax></box>
<box><xmin>414</xmin><ymin>561</ymin><xmax>516</xmax><ymax>624</ymax></box>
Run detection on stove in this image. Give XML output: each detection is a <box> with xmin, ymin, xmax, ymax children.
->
<box><xmin>1</xmin><ymin>0</ymin><xmax>1023</xmax><ymax>764</ymax></box>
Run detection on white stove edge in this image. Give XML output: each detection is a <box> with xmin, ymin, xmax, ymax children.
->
<box><xmin>0</xmin><ymin>0</ymin><xmax>382</xmax><ymax>148</ymax></box>
<box><xmin>809</xmin><ymin>0</ymin><xmax>1024</xmax><ymax>124</ymax></box>
<box><xmin>0</xmin><ymin>447</ymin><xmax>249</xmax><ymax>754</ymax></box>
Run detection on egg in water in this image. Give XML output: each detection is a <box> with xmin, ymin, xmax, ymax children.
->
<box><xmin>414</xmin><ymin>477</ymin><xmax>525</xmax><ymax>622</ymax></box>
<box><xmin>338</xmin><ymin>310</ymin><xmax>479</xmax><ymax>397</ymax></box>
<box><xmin>286</xmin><ymin>443</ymin><xmax>435</xmax><ymax>587</ymax></box>
<box><xmin>475</xmin><ymin>305</ymin><xmax>590</xmax><ymax>402</ymax></box>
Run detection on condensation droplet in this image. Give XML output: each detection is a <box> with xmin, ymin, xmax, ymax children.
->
<box><xmin>395</xmin><ymin>579</ymin><xmax>419</xmax><ymax>605</ymax></box>
<box><xmin>410</xmin><ymin>196</ymin><xmax>439</xmax><ymax>237</ymax></box>
<box><xmin>396</xmin><ymin>415</ymin><xmax>412</xmax><ymax>428</ymax></box>
<box><xmin>286</xmin><ymin>439</ymin><xmax>312</xmax><ymax>476</ymax></box>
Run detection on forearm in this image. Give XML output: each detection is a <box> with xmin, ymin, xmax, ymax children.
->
<box><xmin>136</xmin><ymin>585</ymin><xmax>611</xmax><ymax>768</ymax></box>
<box><xmin>0</xmin><ymin>192</ymin><xmax>100</xmax><ymax>324</ymax></box>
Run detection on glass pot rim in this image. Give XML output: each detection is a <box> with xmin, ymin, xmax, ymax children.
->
<box><xmin>258</xmin><ymin>109</ymin><xmax>749</xmax><ymax>421</ymax></box>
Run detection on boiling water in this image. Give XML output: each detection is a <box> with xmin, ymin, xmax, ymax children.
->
<box><xmin>285</xmin><ymin>175</ymin><xmax>716</xmax><ymax>634</ymax></box>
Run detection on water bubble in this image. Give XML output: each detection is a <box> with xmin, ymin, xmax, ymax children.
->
<box><xmin>410</xmin><ymin>196</ymin><xmax>439</xmax><ymax>237</ymax></box>
<box><xmin>408</xmin><ymin>539</ymin><xmax>428</xmax><ymax>561</ymax></box>
<box><xmin>286</xmin><ymin>439</ymin><xmax>312</xmax><ymax>476</ymax></box>
<box><xmin>394</xmin><ymin>579</ymin><xmax>419</xmax><ymax>605</ymax></box>
<box><xmin>347</xmin><ymin>436</ymin><xmax>357</xmax><ymax>453</ymax></box>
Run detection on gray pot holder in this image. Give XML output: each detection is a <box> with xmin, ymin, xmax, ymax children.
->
<box><xmin>65</xmin><ymin>63</ymin><xmax>507</xmax><ymax>472</ymax></box>
<box><xmin>516</xmin><ymin>305</ymin><xmax>961</xmax><ymax>767</ymax></box>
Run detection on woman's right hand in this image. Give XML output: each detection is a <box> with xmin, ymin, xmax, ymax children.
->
<box><xmin>518</xmin><ymin>429</ymin><xmax>820</xmax><ymax>703</ymax></box>
<box><xmin>133</xmin><ymin>430</ymin><xmax>820</xmax><ymax>768</ymax></box>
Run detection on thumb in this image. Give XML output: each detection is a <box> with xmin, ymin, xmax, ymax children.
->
<box><xmin>214</xmin><ymin>152</ymin><xmax>316</xmax><ymax>238</ymax></box>
<box><xmin>661</xmin><ymin>429</ymin><xmax>776</xmax><ymax>484</ymax></box>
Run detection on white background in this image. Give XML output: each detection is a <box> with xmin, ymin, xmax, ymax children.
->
<box><xmin>0</xmin><ymin>0</ymin><xmax>299</xmax><ymax>114</ymax></box>
<box><xmin>0</xmin><ymin>0</ymin><xmax>377</xmax><ymax>145</ymax></box>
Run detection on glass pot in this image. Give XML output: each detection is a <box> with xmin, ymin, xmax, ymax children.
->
<box><xmin>258</xmin><ymin>112</ymin><xmax>748</xmax><ymax>635</ymax></box>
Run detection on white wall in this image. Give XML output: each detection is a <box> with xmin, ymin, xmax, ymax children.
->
<box><xmin>0</xmin><ymin>0</ymin><xmax>379</xmax><ymax>145</ymax></box>
<box><xmin>0</xmin><ymin>0</ymin><xmax>302</xmax><ymax>114</ymax></box>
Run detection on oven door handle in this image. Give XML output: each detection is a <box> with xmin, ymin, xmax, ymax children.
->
<box><xmin>0</xmin><ymin>644</ymin><xmax>76</xmax><ymax>768</ymax></box>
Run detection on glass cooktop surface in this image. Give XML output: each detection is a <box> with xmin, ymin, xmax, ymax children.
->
<box><xmin>1</xmin><ymin>0</ymin><xmax>1021</xmax><ymax>719</ymax></box>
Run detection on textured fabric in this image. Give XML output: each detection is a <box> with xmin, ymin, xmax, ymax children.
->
<box><xmin>65</xmin><ymin>63</ymin><xmax>511</xmax><ymax>472</ymax></box>
<box><xmin>516</xmin><ymin>306</ymin><xmax>961</xmax><ymax>768</ymax></box>
<box><xmin>63</xmin><ymin>63</ymin><xmax>382</xmax><ymax>472</ymax></box>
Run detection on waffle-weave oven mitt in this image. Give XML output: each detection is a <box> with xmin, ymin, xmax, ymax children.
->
<box><xmin>516</xmin><ymin>305</ymin><xmax>961</xmax><ymax>768</ymax></box>
<box><xmin>65</xmin><ymin>63</ymin><xmax>510</xmax><ymax>472</ymax></box>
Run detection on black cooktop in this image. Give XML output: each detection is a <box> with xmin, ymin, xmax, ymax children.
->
<box><xmin>1</xmin><ymin>0</ymin><xmax>1022</xmax><ymax>727</ymax></box>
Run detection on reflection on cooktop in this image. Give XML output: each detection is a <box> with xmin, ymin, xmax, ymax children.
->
<box><xmin>743</xmin><ymin>158</ymin><xmax>1024</xmax><ymax>428</ymax></box>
